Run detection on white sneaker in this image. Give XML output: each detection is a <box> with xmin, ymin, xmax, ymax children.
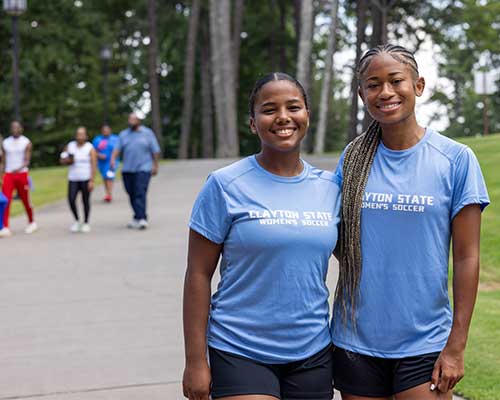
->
<box><xmin>25</xmin><ymin>222</ymin><xmax>38</xmax><ymax>234</ymax></box>
<box><xmin>127</xmin><ymin>219</ymin><xmax>140</xmax><ymax>229</ymax></box>
<box><xmin>80</xmin><ymin>223</ymin><xmax>91</xmax><ymax>233</ymax></box>
<box><xmin>138</xmin><ymin>219</ymin><xmax>148</xmax><ymax>230</ymax></box>
<box><xmin>0</xmin><ymin>227</ymin><xmax>12</xmax><ymax>238</ymax></box>
<box><xmin>70</xmin><ymin>222</ymin><xmax>81</xmax><ymax>233</ymax></box>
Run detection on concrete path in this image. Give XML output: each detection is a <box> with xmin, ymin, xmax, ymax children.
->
<box><xmin>0</xmin><ymin>157</ymin><xmax>464</xmax><ymax>400</ymax></box>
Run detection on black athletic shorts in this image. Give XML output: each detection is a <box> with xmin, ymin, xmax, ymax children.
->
<box><xmin>332</xmin><ymin>345</ymin><xmax>440</xmax><ymax>397</ymax></box>
<box><xmin>209</xmin><ymin>345</ymin><xmax>334</xmax><ymax>399</ymax></box>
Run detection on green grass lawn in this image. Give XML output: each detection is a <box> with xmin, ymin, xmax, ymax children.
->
<box><xmin>454</xmin><ymin>133</ymin><xmax>500</xmax><ymax>399</ymax></box>
<box><xmin>455</xmin><ymin>290</ymin><xmax>500</xmax><ymax>400</ymax></box>
<box><xmin>456</xmin><ymin>134</ymin><xmax>500</xmax><ymax>285</ymax></box>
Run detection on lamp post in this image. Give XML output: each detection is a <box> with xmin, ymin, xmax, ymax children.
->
<box><xmin>3</xmin><ymin>0</ymin><xmax>27</xmax><ymax>121</ymax></box>
<box><xmin>100</xmin><ymin>45</ymin><xmax>112</xmax><ymax>124</ymax></box>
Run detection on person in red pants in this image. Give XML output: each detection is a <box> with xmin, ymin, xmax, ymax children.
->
<box><xmin>0</xmin><ymin>121</ymin><xmax>38</xmax><ymax>236</ymax></box>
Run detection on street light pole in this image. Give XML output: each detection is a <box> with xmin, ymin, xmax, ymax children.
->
<box><xmin>3</xmin><ymin>0</ymin><xmax>27</xmax><ymax>121</ymax></box>
<box><xmin>100</xmin><ymin>45</ymin><xmax>112</xmax><ymax>124</ymax></box>
<box><xmin>11</xmin><ymin>15</ymin><xmax>21</xmax><ymax>121</ymax></box>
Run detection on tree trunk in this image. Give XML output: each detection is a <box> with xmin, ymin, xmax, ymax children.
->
<box><xmin>347</xmin><ymin>0</ymin><xmax>368</xmax><ymax>143</ymax></box>
<box><xmin>147</xmin><ymin>0</ymin><xmax>163</xmax><ymax>152</ymax></box>
<box><xmin>178</xmin><ymin>0</ymin><xmax>201</xmax><ymax>159</ymax></box>
<box><xmin>293</xmin><ymin>0</ymin><xmax>301</xmax><ymax>63</ymax></box>
<box><xmin>200</xmin><ymin>14</ymin><xmax>214</xmax><ymax>158</ymax></box>
<box><xmin>314</xmin><ymin>0</ymin><xmax>339</xmax><ymax>154</ymax></box>
<box><xmin>296</xmin><ymin>0</ymin><xmax>313</xmax><ymax>95</ymax></box>
<box><xmin>209</xmin><ymin>0</ymin><xmax>226</xmax><ymax>157</ymax></box>
<box><xmin>232</xmin><ymin>0</ymin><xmax>244</xmax><ymax>98</ymax></box>
<box><xmin>370</xmin><ymin>0</ymin><xmax>397</xmax><ymax>44</ymax></box>
<box><xmin>270</xmin><ymin>0</ymin><xmax>278</xmax><ymax>70</ymax></box>
<box><xmin>370</xmin><ymin>0</ymin><xmax>383</xmax><ymax>47</ymax></box>
<box><xmin>296</xmin><ymin>0</ymin><xmax>314</xmax><ymax>152</ymax></box>
<box><xmin>209</xmin><ymin>0</ymin><xmax>239</xmax><ymax>157</ymax></box>
<box><xmin>279</xmin><ymin>0</ymin><xmax>287</xmax><ymax>71</ymax></box>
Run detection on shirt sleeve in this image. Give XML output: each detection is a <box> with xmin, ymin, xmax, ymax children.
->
<box><xmin>451</xmin><ymin>146</ymin><xmax>490</xmax><ymax>219</ymax></box>
<box><xmin>189</xmin><ymin>174</ymin><xmax>232</xmax><ymax>244</ymax></box>
<box><xmin>149</xmin><ymin>130</ymin><xmax>161</xmax><ymax>154</ymax></box>
<box><xmin>334</xmin><ymin>148</ymin><xmax>347</xmax><ymax>186</ymax></box>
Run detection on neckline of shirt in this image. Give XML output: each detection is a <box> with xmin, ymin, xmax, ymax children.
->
<box><xmin>378</xmin><ymin>128</ymin><xmax>432</xmax><ymax>157</ymax></box>
<box><xmin>250</xmin><ymin>154</ymin><xmax>309</xmax><ymax>183</ymax></box>
<box><xmin>6</xmin><ymin>135</ymin><xmax>27</xmax><ymax>141</ymax></box>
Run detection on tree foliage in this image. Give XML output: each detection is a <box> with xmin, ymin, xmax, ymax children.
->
<box><xmin>0</xmin><ymin>0</ymin><xmax>498</xmax><ymax>165</ymax></box>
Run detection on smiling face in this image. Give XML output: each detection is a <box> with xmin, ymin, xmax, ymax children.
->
<box><xmin>250</xmin><ymin>80</ymin><xmax>309</xmax><ymax>154</ymax></box>
<box><xmin>359</xmin><ymin>53</ymin><xmax>425</xmax><ymax>127</ymax></box>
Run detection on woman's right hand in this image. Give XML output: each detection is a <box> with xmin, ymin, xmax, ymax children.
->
<box><xmin>182</xmin><ymin>360</ymin><xmax>211</xmax><ymax>400</ymax></box>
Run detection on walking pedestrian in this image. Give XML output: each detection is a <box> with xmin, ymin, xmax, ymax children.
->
<box><xmin>111</xmin><ymin>113</ymin><xmax>160</xmax><ymax>230</ymax></box>
<box><xmin>60</xmin><ymin>126</ymin><xmax>97</xmax><ymax>233</ymax></box>
<box><xmin>0</xmin><ymin>121</ymin><xmax>37</xmax><ymax>236</ymax></box>
<box><xmin>92</xmin><ymin>124</ymin><xmax>120</xmax><ymax>202</ymax></box>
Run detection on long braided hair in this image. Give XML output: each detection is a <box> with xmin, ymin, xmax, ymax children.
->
<box><xmin>335</xmin><ymin>44</ymin><xmax>420</xmax><ymax>327</ymax></box>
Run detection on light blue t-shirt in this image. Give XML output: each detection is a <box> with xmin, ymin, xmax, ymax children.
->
<box><xmin>116</xmin><ymin>126</ymin><xmax>160</xmax><ymax>172</ymax></box>
<box><xmin>190</xmin><ymin>155</ymin><xmax>341</xmax><ymax>363</ymax></box>
<box><xmin>331</xmin><ymin>129</ymin><xmax>489</xmax><ymax>358</ymax></box>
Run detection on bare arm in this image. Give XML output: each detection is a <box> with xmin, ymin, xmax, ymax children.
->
<box><xmin>59</xmin><ymin>146</ymin><xmax>72</xmax><ymax>165</ymax></box>
<box><xmin>182</xmin><ymin>229</ymin><xmax>222</xmax><ymax>400</ymax></box>
<box><xmin>88</xmin><ymin>148</ymin><xmax>97</xmax><ymax>192</ymax></box>
<box><xmin>24</xmin><ymin>142</ymin><xmax>32</xmax><ymax>170</ymax></box>
<box><xmin>110</xmin><ymin>148</ymin><xmax>120</xmax><ymax>170</ymax></box>
<box><xmin>151</xmin><ymin>152</ymin><xmax>160</xmax><ymax>176</ymax></box>
<box><xmin>432</xmin><ymin>204</ymin><xmax>481</xmax><ymax>393</ymax></box>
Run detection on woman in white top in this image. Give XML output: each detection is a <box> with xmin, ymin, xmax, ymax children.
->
<box><xmin>60</xmin><ymin>127</ymin><xmax>97</xmax><ymax>233</ymax></box>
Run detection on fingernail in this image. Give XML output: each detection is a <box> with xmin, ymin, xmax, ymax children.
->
<box><xmin>430</xmin><ymin>384</ymin><xmax>436</xmax><ymax>391</ymax></box>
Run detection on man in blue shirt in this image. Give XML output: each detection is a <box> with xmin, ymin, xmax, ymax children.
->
<box><xmin>111</xmin><ymin>113</ymin><xmax>161</xmax><ymax>229</ymax></box>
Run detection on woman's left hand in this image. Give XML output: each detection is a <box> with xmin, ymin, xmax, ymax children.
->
<box><xmin>88</xmin><ymin>180</ymin><xmax>94</xmax><ymax>192</ymax></box>
<box><xmin>431</xmin><ymin>344</ymin><xmax>465</xmax><ymax>393</ymax></box>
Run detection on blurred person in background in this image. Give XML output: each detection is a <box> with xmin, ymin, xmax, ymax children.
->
<box><xmin>0</xmin><ymin>121</ymin><xmax>37</xmax><ymax>236</ymax></box>
<box><xmin>93</xmin><ymin>124</ymin><xmax>120</xmax><ymax>203</ymax></box>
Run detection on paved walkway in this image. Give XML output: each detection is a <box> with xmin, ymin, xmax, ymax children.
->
<box><xmin>1</xmin><ymin>158</ymin><xmax>464</xmax><ymax>400</ymax></box>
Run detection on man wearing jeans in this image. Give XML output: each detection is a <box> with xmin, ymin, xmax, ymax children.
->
<box><xmin>111</xmin><ymin>113</ymin><xmax>161</xmax><ymax>230</ymax></box>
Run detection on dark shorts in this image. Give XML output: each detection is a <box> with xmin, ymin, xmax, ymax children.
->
<box><xmin>332</xmin><ymin>345</ymin><xmax>440</xmax><ymax>397</ymax></box>
<box><xmin>209</xmin><ymin>345</ymin><xmax>334</xmax><ymax>399</ymax></box>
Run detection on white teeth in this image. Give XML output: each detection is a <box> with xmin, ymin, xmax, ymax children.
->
<box><xmin>380</xmin><ymin>103</ymin><xmax>400</xmax><ymax>110</ymax></box>
<box><xmin>275</xmin><ymin>129</ymin><xmax>294</xmax><ymax>135</ymax></box>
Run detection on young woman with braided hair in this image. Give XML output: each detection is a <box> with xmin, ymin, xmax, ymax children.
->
<box><xmin>183</xmin><ymin>73</ymin><xmax>341</xmax><ymax>400</ymax></box>
<box><xmin>330</xmin><ymin>44</ymin><xmax>489</xmax><ymax>400</ymax></box>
